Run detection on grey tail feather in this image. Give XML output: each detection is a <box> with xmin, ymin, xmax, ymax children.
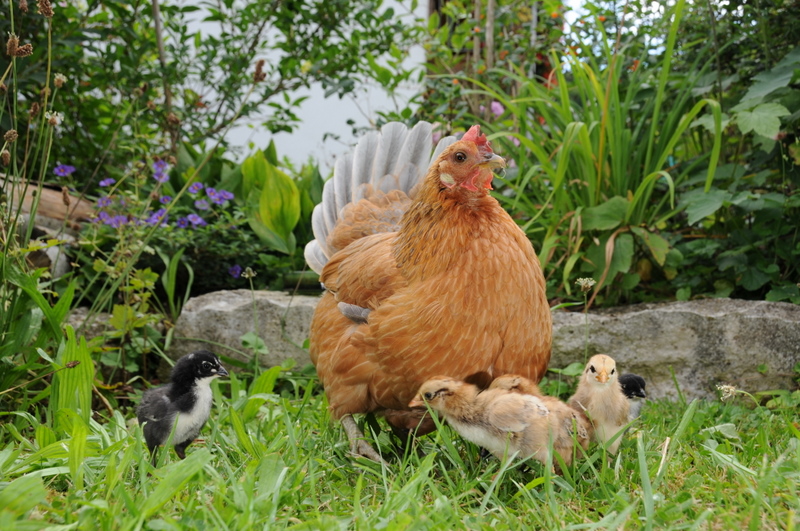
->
<box><xmin>304</xmin><ymin>121</ymin><xmax>456</xmax><ymax>275</ymax></box>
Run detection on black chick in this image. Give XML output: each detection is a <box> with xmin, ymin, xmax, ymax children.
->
<box><xmin>618</xmin><ymin>373</ymin><xmax>647</xmax><ymax>421</ymax></box>
<box><xmin>137</xmin><ymin>350</ymin><xmax>228</xmax><ymax>463</ymax></box>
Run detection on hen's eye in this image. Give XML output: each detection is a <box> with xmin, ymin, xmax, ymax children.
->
<box><xmin>589</xmin><ymin>366</ymin><xmax>596</xmax><ymax>373</ymax></box>
<box><xmin>454</xmin><ymin>151</ymin><xmax>467</xmax><ymax>163</ymax></box>
<box><xmin>423</xmin><ymin>392</ymin><xmax>433</xmax><ymax>400</ymax></box>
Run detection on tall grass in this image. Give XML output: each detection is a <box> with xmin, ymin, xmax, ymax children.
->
<box><xmin>469</xmin><ymin>0</ymin><xmax>722</xmax><ymax>303</ymax></box>
<box><xmin>0</xmin><ymin>369</ymin><xmax>798</xmax><ymax>529</ymax></box>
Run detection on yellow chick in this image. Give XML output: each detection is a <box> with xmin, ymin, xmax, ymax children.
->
<box><xmin>568</xmin><ymin>354</ymin><xmax>630</xmax><ymax>454</ymax></box>
<box><xmin>409</xmin><ymin>376</ymin><xmax>554</xmax><ymax>468</ymax></box>
<box><xmin>489</xmin><ymin>374</ymin><xmax>590</xmax><ymax>467</ymax></box>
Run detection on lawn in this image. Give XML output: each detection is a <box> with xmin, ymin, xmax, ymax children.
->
<box><xmin>1</xmin><ymin>370</ymin><xmax>798</xmax><ymax>530</ymax></box>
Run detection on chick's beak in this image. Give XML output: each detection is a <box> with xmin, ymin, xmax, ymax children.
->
<box><xmin>408</xmin><ymin>395</ymin><xmax>424</xmax><ymax>408</ymax></box>
<box><xmin>217</xmin><ymin>366</ymin><xmax>229</xmax><ymax>377</ymax></box>
<box><xmin>597</xmin><ymin>370</ymin><xmax>609</xmax><ymax>384</ymax></box>
<box><xmin>480</xmin><ymin>153</ymin><xmax>506</xmax><ymax>170</ymax></box>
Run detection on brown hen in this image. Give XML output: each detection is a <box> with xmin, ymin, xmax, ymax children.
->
<box><xmin>305</xmin><ymin>122</ymin><xmax>551</xmax><ymax>461</ymax></box>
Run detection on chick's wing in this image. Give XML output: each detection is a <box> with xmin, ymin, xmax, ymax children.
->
<box><xmin>482</xmin><ymin>391</ymin><xmax>549</xmax><ymax>433</ymax></box>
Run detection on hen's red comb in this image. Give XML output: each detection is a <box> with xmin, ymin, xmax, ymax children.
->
<box><xmin>462</xmin><ymin>125</ymin><xmax>493</xmax><ymax>153</ymax></box>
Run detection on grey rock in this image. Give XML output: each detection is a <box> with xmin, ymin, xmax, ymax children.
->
<box><xmin>168</xmin><ymin>290</ymin><xmax>316</xmax><ymax>372</ymax></box>
<box><xmin>170</xmin><ymin>293</ymin><xmax>799</xmax><ymax>401</ymax></box>
<box><xmin>551</xmin><ymin>299</ymin><xmax>800</xmax><ymax>400</ymax></box>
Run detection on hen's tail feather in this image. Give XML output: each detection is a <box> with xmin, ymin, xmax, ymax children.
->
<box><xmin>305</xmin><ymin>121</ymin><xmax>456</xmax><ymax>275</ymax></box>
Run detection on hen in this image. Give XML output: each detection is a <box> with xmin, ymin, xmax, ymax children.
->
<box><xmin>305</xmin><ymin>122</ymin><xmax>551</xmax><ymax>461</ymax></box>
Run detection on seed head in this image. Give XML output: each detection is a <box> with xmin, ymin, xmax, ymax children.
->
<box><xmin>716</xmin><ymin>384</ymin><xmax>737</xmax><ymax>402</ymax></box>
<box><xmin>4</xmin><ymin>130</ymin><xmax>18</xmax><ymax>143</ymax></box>
<box><xmin>6</xmin><ymin>34</ymin><xmax>19</xmax><ymax>56</ymax></box>
<box><xmin>54</xmin><ymin>73</ymin><xmax>67</xmax><ymax>88</ymax></box>
<box><xmin>575</xmin><ymin>277</ymin><xmax>597</xmax><ymax>293</ymax></box>
<box><xmin>1</xmin><ymin>150</ymin><xmax>10</xmax><ymax>166</ymax></box>
<box><xmin>44</xmin><ymin>111</ymin><xmax>63</xmax><ymax>126</ymax></box>
<box><xmin>241</xmin><ymin>267</ymin><xmax>257</xmax><ymax>279</ymax></box>
<box><xmin>29</xmin><ymin>102</ymin><xmax>40</xmax><ymax>120</ymax></box>
<box><xmin>37</xmin><ymin>0</ymin><xmax>54</xmax><ymax>18</ymax></box>
<box><xmin>253</xmin><ymin>59</ymin><xmax>266</xmax><ymax>83</ymax></box>
<box><xmin>61</xmin><ymin>186</ymin><xmax>71</xmax><ymax>207</ymax></box>
<box><xmin>166</xmin><ymin>112</ymin><xmax>180</xmax><ymax>125</ymax></box>
<box><xmin>19</xmin><ymin>1</ymin><xmax>29</xmax><ymax>13</ymax></box>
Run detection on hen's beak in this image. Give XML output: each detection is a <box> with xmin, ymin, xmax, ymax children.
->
<box><xmin>596</xmin><ymin>369</ymin><xmax>609</xmax><ymax>384</ymax></box>
<box><xmin>408</xmin><ymin>396</ymin><xmax>424</xmax><ymax>408</ymax></box>
<box><xmin>479</xmin><ymin>153</ymin><xmax>506</xmax><ymax>170</ymax></box>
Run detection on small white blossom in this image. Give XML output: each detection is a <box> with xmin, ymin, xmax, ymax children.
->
<box><xmin>576</xmin><ymin>277</ymin><xmax>597</xmax><ymax>293</ymax></box>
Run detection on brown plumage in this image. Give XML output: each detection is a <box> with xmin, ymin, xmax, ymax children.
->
<box><xmin>306</xmin><ymin>123</ymin><xmax>551</xmax><ymax>461</ymax></box>
<box><xmin>489</xmin><ymin>374</ymin><xmax>590</xmax><ymax>466</ymax></box>
<box><xmin>568</xmin><ymin>354</ymin><xmax>630</xmax><ymax>454</ymax></box>
<box><xmin>409</xmin><ymin>377</ymin><xmax>554</xmax><ymax>467</ymax></box>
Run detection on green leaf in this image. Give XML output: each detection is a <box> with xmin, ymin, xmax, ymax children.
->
<box><xmin>736</xmin><ymin>103</ymin><xmax>790</xmax><ymax>138</ymax></box>
<box><xmin>51</xmin><ymin>327</ymin><xmax>94</xmax><ymax>432</ymax></box>
<box><xmin>582</xmin><ymin>196</ymin><xmax>629</xmax><ymax>231</ymax></box>
<box><xmin>241</xmin><ymin>332</ymin><xmax>268</xmax><ymax>356</ymax></box>
<box><xmin>138</xmin><ymin>450</ymin><xmax>213</xmax><ymax>521</ymax></box>
<box><xmin>241</xmin><ymin>151</ymin><xmax>300</xmax><ymax>254</ymax></box>
<box><xmin>0</xmin><ymin>475</ymin><xmax>46</xmax><ymax>518</ymax></box>
<box><xmin>630</xmin><ymin>227</ymin><xmax>670</xmax><ymax>266</ymax></box>
<box><xmin>242</xmin><ymin>366</ymin><xmax>282</xmax><ymax>421</ymax></box>
<box><xmin>683</xmin><ymin>188</ymin><xmax>732</xmax><ymax>225</ymax></box>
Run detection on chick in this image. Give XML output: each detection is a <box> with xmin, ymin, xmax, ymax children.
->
<box><xmin>568</xmin><ymin>354</ymin><xmax>629</xmax><ymax>454</ymax></box>
<box><xmin>409</xmin><ymin>377</ymin><xmax>554</xmax><ymax>468</ymax></box>
<box><xmin>489</xmin><ymin>374</ymin><xmax>590</xmax><ymax>467</ymax></box>
<box><xmin>137</xmin><ymin>350</ymin><xmax>228</xmax><ymax>464</ymax></box>
<box><xmin>618</xmin><ymin>373</ymin><xmax>647</xmax><ymax>421</ymax></box>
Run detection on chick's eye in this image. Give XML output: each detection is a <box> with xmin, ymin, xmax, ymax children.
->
<box><xmin>423</xmin><ymin>392</ymin><xmax>433</xmax><ymax>400</ymax></box>
<box><xmin>454</xmin><ymin>151</ymin><xmax>467</xmax><ymax>163</ymax></box>
<box><xmin>589</xmin><ymin>366</ymin><xmax>596</xmax><ymax>373</ymax></box>
<box><xmin>611</xmin><ymin>368</ymin><xmax>616</xmax><ymax>374</ymax></box>
<box><xmin>202</xmin><ymin>361</ymin><xmax>211</xmax><ymax>370</ymax></box>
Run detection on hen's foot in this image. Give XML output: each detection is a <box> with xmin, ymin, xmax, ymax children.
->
<box><xmin>341</xmin><ymin>414</ymin><xmax>388</xmax><ymax>464</ymax></box>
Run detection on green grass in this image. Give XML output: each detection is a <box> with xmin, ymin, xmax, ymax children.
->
<box><xmin>1</xmin><ymin>375</ymin><xmax>798</xmax><ymax>530</ymax></box>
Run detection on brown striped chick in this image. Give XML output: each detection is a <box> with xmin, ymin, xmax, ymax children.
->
<box><xmin>567</xmin><ymin>355</ymin><xmax>630</xmax><ymax>454</ymax></box>
<box><xmin>409</xmin><ymin>377</ymin><xmax>554</xmax><ymax>468</ymax></box>
<box><xmin>489</xmin><ymin>374</ymin><xmax>590</xmax><ymax>467</ymax></box>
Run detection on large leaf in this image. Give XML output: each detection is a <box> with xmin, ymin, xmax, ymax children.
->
<box><xmin>582</xmin><ymin>196</ymin><xmax>630</xmax><ymax>231</ymax></box>
<box><xmin>742</xmin><ymin>46</ymin><xmax>800</xmax><ymax>102</ymax></box>
<box><xmin>736</xmin><ymin>103</ymin><xmax>791</xmax><ymax>138</ymax></box>
<box><xmin>630</xmin><ymin>227</ymin><xmax>671</xmax><ymax>266</ymax></box>
<box><xmin>50</xmin><ymin>326</ymin><xmax>94</xmax><ymax>432</ymax></box>
<box><xmin>681</xmin><ymin>188</ymin><xmax>732</xmax><ymax>225</ymax></box>
<box><xmin>241</xmin><ymin>151</ymin><xmax>301</xmax><ymax>254</ymax></box>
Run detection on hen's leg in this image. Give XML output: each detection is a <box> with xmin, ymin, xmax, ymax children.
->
<box><xmin>341</xmin><ymin>414</ymin><xmax>387</xmax><ymax>464</ymax></box>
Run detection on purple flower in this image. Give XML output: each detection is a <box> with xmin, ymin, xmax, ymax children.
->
<box><xmin>54</xmin><ymin>164</ymin><xmax>76</xmax><ymax>177</ymax></box>
<box><xmin>106</xmin><ymin>214</ymin><xmax>128</xmax><ymax>228</ymax></box>
<box><xmin>189</xmin><ymin>182</ymin><xmax>204</xmax><ymax>194</ymax></box>
<box><xmin>176</xmin><ymin>217</ymin><xmax>189</xmax><ymax>228</ymax></box>
<box><xmin>187</xmin><ymin>213</ymin><xmax>206</xmax><ymax>227</ymax></box>
<box><xmin>490</xmin><ymin>101</ymin><xmax>504</xmax><ymax>117</ymax></box>
<box><xmin>432</xmin><ymin>131</ymin><xmax>442</xmax><ymax>145</ymax></box>
<box><xmin>95</xmin><ymin>211</ymin><xmax>110</xmax><ymax>223</ymax></box>
<box><xmin>153</xmin><ymin>159</ymin><xmax>168</xmax><ymax>172</ymax></box>
<box><xmin>194</xmin><ymin>199</ymin><xmax>210</xmax><ymax>211</ymax></box>
<box><xmin>229</xmin><ymin>264</ymin><xmax>242</xmax><ymax>278</ymax></box>
<box><xmin>153</xmin><ymin>171</ymin><xmax>169</xmax><ymax>184</ymax></box>
<box><xmin>205</xmin><ymin>187</ymin><xmax>217</xmax><ymax>199</ymax></box>
<box><xmin>160</xmin><ymin>195</ymin><xmax>172</xmax><ymax>204</ymax></box>
<box><xmin>99</xmin><ymin>178</ymin><xmax>116</xmax><ymax>187</ymax></box>
<box><xmin>212</xmin><ymin>189</ymin><xmax>234</xmax><ymax>205</ymax></box>
<box><xmin>145</xmin><ymin>208</ymin><xmax>168</xmax><ymax>226</ymax></box>
<box><xmin>97</xmin><ymin>196</ymin><xmax>112</xmax><ymax>208</ymax></box>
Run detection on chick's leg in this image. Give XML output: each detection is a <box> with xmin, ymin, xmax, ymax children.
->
<box><xmin>341</xmin><ymin>414</ymin><xmax>387</xmax><ymax>464</ymax></box>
